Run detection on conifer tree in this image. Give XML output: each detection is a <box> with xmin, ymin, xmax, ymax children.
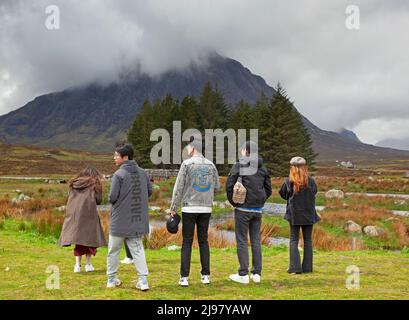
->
<box><xmin>127</xmin><ymin>82</ymin><xmax>317</xmax><ymax>175</ymax></box>
<box><xmin>258</xmin><ymin>83</ymin><xmax>316</xmax><ymax>176</ymax></box>
<box><xmin>128</xmin><ymin>99</ymin><xmax>155</xmax><ymax>167</ymax></box>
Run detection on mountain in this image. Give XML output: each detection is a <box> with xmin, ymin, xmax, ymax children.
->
<box><xmin>0</xmin><ymin>53</ymin><xmax>274</xmax><ymax>152</ymax></box>
<box><xmin>376</xmin><ymin>138</ymin><xmax>409</xmax><ymax>151</ymax></box>
<box><xmin>337</xmin><ymin>128</ymin><xmax>361</xmax><ymax>143</ymax></box>
<box><xmin>303</xmin><ymin>117</ymin><xmax>409</xmax><ymax>161</ymax></box>
<box><xmin>1</xmin><ymin>52</ymin><xmax>409</xmax><ymax>161</ymax></box>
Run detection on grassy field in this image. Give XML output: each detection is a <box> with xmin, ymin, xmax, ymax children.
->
<box><xmin>0</xmin><ymin>143</ymin><xmax>115</xmax><ymax>176</ymax></box>
<box><xmin>2</xmin><ymin>175</ymin><xmax>409</xmax><ymax>252</ymax></box>
<box><xmin>2</xmin><ymin>176</ymin><xmax>409</xmax><ymax>209</ymax></box>
<box><xmin>1</xmin><ymin>220</ymin><xmax>409</xmax><ymax>300</ymax></box>
<box><xmin>1</xmin><ymin>143</ymin><xmax>409</xmax><ymax>299</ymax></box>
<box><xmin>2</xmin><ymin>142</ymin><xmax>409</xmax><ymax>179</ymax></box>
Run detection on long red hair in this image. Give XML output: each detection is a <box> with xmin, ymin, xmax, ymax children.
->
<box><xmin>289</xmin><ymin>165</ymin><xmax>309</xmax><ymax>194</ymax></box>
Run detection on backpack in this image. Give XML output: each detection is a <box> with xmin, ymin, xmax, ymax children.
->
<box><xmin>232</xmin><ymin>176</ymin><xmax>247</xmax><ymax>204</ymax></box>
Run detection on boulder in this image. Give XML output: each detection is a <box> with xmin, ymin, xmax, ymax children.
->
<box><xmin>340</xmin><ymin>161</ymin><xmax>354</xmax><ymax>168</ymax></box>
<box><xmin>19</xmin><ymin>193</ymin><xmax>31</xmax><ymax>201</ymax></box>
<box><xmin>102</xmin><ymin>174</ymin><xmax>112</xmax><ymax>181</ymax></box>
<box><xmin>385</xmin><ymin>217</ymin><xmax>400</xmax><ymax>223</ymax></box>
<box><xmin>45</xmin><ymin>179</ymin><xmax>66</xmax><ymax>184</ymax></box>
<box><xmin>167</xmin><ymin>245</ymin><xmax>181</xmax><ymax>251</ymax></box>
<box><xmin>325</xmin><ymin>189</ymin><xmax>345</xmax><ymax>199</ymax></box>
<box><xmin>56</xmin><ymin>206</ymin><xmax>66</xmax><ymax>212</ymax></box>
<box><xmin>343</xmin><ymin>220</ymin><xmax>362</xmax><ymax>233</ymax></box>
<box><xmin>394</xmin><ymin>200</ymin><xmax>406</xmax><ymax>206</ymax></box>
<box><xmin>11</xmin><ymin>193</ymin><xmax>32</xmax><ymax>204</ymax></box>
<box><xmin>266</xmin><ymin>237</ymin><xmax>290</xmax><ymax>247</ymax></box>
<box><xmin>363</xmin><ymin>226</ymin><xmax>384</xmax><ymax>237</ymax></box>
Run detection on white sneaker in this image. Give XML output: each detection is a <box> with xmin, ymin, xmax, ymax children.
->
<box><xmin>250</xmin><ymin>274</ymin><xmax>261</xmax><ymax>283</ymax></box>
<box><xmin>73</xmin><ymin>264</ymin><xmax>81</xmax><ymax>273</ymax></box>
<box><xmin>179</xmin><ymin>277</ymin><xmax>189</xmax><ymax>287</ymax></box>
<box><xmin>106</xmin><ymin>278</ymin><xmax>122</xmax><ymax>288</ymax></box>
<box><xmin>201</xmin><ymin>274</ymin><xmax>210</xmax><ymax>285</ymax></box>
<box><xmin>84</xmin><ymin>264</ymin><xmax>94</xmax><ymax>272</ymax></box>
<box><xmin>120</xmin><ymin>257</ymin><xmax>134</xmax><ymax>264</ymax></box>
<box><xmin>136</xmin><ymin>279</ymin><xmax>150</xmax><ymax>291</ymax></box>
<box><xmin>229</xmin><ymin>274</ymin><xmax>249</xmax><ymax>284</ymax></box>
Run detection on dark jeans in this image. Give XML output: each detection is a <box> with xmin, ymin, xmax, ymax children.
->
<box><xmin>181</xmin><ymin>212</ymin><xmax>211</xmax><ymax>277</ymax></box>
<box><xmin>288</xmin><ymin>224</ymin><xmax>313</xmax><ymax>273</ymax></box>
<box><xmin>124</xmin><ymin>242</ymin><xmax>132</xmax><ymax>259</ymax></box>
<box><xmin>234</xmin><ymin>209</ymin><xmax>262</xmax><ymax>276</ymax></box>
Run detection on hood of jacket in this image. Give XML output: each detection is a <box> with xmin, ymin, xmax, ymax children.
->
<box><xmin>119</xmin><ymin>160</ymin><xmax>138</xmax><ymax>173</ymax></box>
<box><xmin>70</xmin><ymin>176</ymin><xmax>97</xmax><ymax>190</ymax></box>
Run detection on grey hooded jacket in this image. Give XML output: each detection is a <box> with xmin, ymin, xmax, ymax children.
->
<box><xmin>109</xmin><ymin>160</ymin><xmax>152</xmax><ymax>237</ymax></box>
<box><xmin>170</xmin><ymin>154</ymin><xmax>220</xmax><ymax>212</ymax></box>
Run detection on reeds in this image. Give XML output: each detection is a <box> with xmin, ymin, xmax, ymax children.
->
<box><xmin>145</xmin><ymin>226</ymin><xmax>234</xmax><ymax>249</ymax></box>
<box><xmin>321</xmin><ymin>204</ymin><xmax>391</xmax><ymax>227</ymax></box>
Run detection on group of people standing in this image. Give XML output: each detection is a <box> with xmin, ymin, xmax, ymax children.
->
<box><xmin>58</xmin><ymin>139</ymin><xmax>320</xmax><ymax>290</ymax></box>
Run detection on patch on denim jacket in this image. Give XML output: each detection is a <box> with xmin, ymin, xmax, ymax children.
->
<box><xmin>191</xmin><ymin>167</ymin><xmax>212</xmax><ymax>192</ymax></box>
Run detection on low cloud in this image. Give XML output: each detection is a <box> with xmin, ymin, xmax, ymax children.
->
<box><xmin>1</xmin><ymin>0</ymin><xmax>408</xmax><ymax>145</ymax></box>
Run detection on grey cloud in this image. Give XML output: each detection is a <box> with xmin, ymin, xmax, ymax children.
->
<box><xmin>0</xmin><ymin>0</ymin><xmax>408</xmax><ymax>144</ymax></box>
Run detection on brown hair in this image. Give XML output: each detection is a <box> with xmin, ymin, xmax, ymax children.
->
<box><xmin>69</xmin><ymin>166</ymin><xmax>102</xmax><ymax>193</ymax></box>
<box><xmin>289</xmin><ymin>164</ymin><xmax>309</xmax><ymax>194</ymax></box>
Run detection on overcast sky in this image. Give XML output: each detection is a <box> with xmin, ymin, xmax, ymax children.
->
<box><xmin>1</xmin><ymin>0</ymin><xmax>408</xmax><ymax>145</ymax></box>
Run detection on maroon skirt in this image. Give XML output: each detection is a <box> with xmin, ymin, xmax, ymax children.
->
<box><xmin>74</xmin><ymin>244</ymin><xmax>97</xmax><ymax>256</ymax></box>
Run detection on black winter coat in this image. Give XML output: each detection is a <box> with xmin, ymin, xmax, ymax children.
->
<box><xmin>279</xmin><ymin>177</ymin><xmax>320</xmax><ymax>226</ymax></box>
<box><xmin>226</xmin><ymin>155</ymin><xmax>272</xmax><ymax>208</ymax></box>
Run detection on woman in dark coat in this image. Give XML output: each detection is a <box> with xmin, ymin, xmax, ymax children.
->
<box><xmin>279</xmin><ymin>156</ymin><xmax>320</xmax><ymax>274</ymax></box>
<box><xmin>59</xmin><ymin>166</ymin><xmax>107</xmax><ymax>273</ymax></box>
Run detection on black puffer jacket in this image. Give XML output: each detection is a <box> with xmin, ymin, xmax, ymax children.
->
<box><xmin>279</xmin><ymin>177</ymin><xmax>320</xmax><ymax>226</ymax></box>
<box><xmin>226</xmin><ymin>155</ymin><xmax>272</xmax><ymax>208</ymax></box>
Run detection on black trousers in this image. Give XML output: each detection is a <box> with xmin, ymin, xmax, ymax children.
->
<box><xmin>234</xmin><ymin>209</ymin><xmax>262</xmax><ymax>276</ymax></box>
<box><xmin>124</xmin><ymin>242</ymin><xmax>133</xmax><ymax>259</ymax></box>
<box><xmin>288</xmin><ymin>224</ymin><xmax>314</xmax><ymax>273</ymax></box>
<box><xmin>181</xmin><ymin>212</ymin><xmax>211</xmax><ymax>277</ymax></box>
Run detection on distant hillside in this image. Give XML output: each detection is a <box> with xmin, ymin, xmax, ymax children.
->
<box><xmin>303</xmin><ymin>117</ymin><xmax>409</xmax><ymax>161</ymax></box>
<box><xmin>376</xmin><ymin>138</ymin><xmax>409</xmax><ymax>151</ymax></box>
<box><xmin>0</xmin><ymin>53</ymin><xmax>274</xmax><ymax>152</ymax></box>
<box><xmin>0</xmin><ymin>143</ymin><xmax>114</xmax><ymax>176</ymax></box>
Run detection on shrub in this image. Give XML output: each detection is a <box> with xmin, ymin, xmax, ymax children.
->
<box><xmin>392</xmin><ymin>221</ymin><xmax>409</xmax><ymax>248</ymax></box>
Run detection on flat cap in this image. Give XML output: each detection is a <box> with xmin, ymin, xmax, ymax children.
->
<box><xmin>290</xmin><ymin>156</ymin><xmax>306</xmax><ymax>166</ymax></box>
